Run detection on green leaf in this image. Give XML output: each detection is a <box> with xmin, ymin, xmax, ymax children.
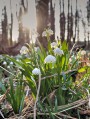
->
<box><xmin>78</xmin><ymin>67</ymin><xmax>87</xmax><ymax>73</ymax></box>
<box><xmin>0</xmin><ymin>82</ymin><xmax>6</xmax><ymax>92</ymax></box>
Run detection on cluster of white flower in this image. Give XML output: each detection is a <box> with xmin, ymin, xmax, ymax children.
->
<box><xmin>42</xmin><ymin>29</ymin><xmax>53</xmax><ymax>37</ymax></box>
<box><xmin>20</xmin><ymin>46</ymin><xmax>28</xmax><ymax>55</ymax></box>
<box><xmin>44</xmin><ymin>55</ymin><xmax>56</xmax><ymax>63</ymax></box>
<box><xmin>51</xmin><ymin>42</ymin><xmax>57</xmax><ymax>48</ymax></box>
<box><xmin>54</xmin><ymin>47</ymin><xmax>64</xmax><ymax>56</ymax></box>
<box><xmin>32</xmin><ymin>68</ymin><xmax>41</xmax><ymax>75</ymax></box>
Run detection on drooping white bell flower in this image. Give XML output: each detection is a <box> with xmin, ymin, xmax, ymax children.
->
<box><xmin>51</xmin><ymin>42</ymin><xmax>57</xmax><ymax>48</ymax></box>
<box><xmin>3</xmin><ymin>61</ymin><xmax>7</xmax><ymax>65</ymax></box>
<box><xmin>44</xmin><ymin>55</ymin><xmax>56</xmax><ymax>63</ymax></box>
<box><xmin>10</xmin><ymin>62</ymin><xmax>13</xmax><ymax>65</ymax></box>
<box><xmin>32</xmin><ymin>68</ymin><xmax>41</xmax><ymax>75</ymax></box>
<box><xmin>47</xmin><ymin>29</ymin><xmax>53</xmax><ymax>35</ymax></box>
<box><xmin>20</xmin><ymin>46</ymin><xmax>28</xmax><ymax>55</ymax></box>
<box><xmin>7</xmin><ymin>66</ymin><xmax>10</xmax><ymax>69</ymax></box>
<box><xmin>42</xmin><ymin>29</ymin><xmax>53</xmax><ymax>37</ymax></box>
<box><xmin>54</xmin><ymin>47</ymin><xmax>64</xmax><ymax>56</ymax></box>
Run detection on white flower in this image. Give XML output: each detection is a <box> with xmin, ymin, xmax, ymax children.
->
<box><xmin>54</xmin><ymin>48</ymin><xmax>64</xmax><ymax>56</ymax></box>
<box><xmin>10</xmin><ymin>62</ymin><xmax>13</xmax><ymax>65</ymax></box>
<box><xmin>3</xmin><ymin>61</ymin><xmax>7</xmax><ymax>65</ymax></box>
<box><xmin>48</xmin><ymin>29</ymin><xmax>53</xmax><ymax>35</ymax></box>
<box><xmin>42</xmin><ymin>31</ymin><xmax>47</xmax><ymax>37</ymax></box>
<box><xmin>20</xmin><ymin>46</ymin><xmax>28</xmax><ymax>55</ymax></box>
<box><xmin>44</xmin><ymin>55</ymin><xmax>56</xmax><ymax>63</ymax></box>
<box><xmin>42</xmin><ymin>29</ymin><xmax>53</xmax><ymax>37</ymax></box>
<box><xmin>51</xmin><ymin>42</ymin><xmax>57</xmax><ymax>48</ymax></box>
<box><xmin>81</xmin><ymin>50</ymin><xmax>86</xmax><ymax>56</ymax></box>
<box><xmin>32</xmin><ymin>68</ymin><xmax>41</xmax><ymax>75</ymax></box>
<box><xmin>7</xmin><ymin>66</ymin><xmax>10</xmax><ymax>69</ymax></box>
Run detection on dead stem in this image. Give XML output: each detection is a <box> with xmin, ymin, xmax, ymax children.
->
<box><xmin>34</xmin><ymin>74</ymin><xmax>41</xmax><ymax>119</ymax></box>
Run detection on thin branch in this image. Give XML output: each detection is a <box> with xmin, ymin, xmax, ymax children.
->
<box><xmin>34</xmin><ymin>74</ymin><xmax>41</xmax><ymax>119</ymax></box>
<box><xmin>0</xmin><ymin>66</ymin><xmax>15</xmax><ymax>76</ymax></box>
<box><xmin>41</xmin><ymin>69</ymin><xmax>77</xmax><ymax>80</ymax></box>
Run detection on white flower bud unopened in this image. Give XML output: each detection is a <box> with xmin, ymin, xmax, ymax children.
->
<box><xmin>32</xmin><ymin>68</ymin><xmax>41</xmax><ymax>75</ymax></box>
<box><xmin>44</xmin><ymin>55</ymin><xmax>56</xmax><ymax>63</ymax></box>
<box><xmin>54</xmin><ymin>48</ymin><xmax>64</xmax><ymax>56</ymax></box>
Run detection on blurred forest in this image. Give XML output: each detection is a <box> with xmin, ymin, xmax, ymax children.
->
<box><xmin>0</xmin><ymin>0</ymin><xmax>90</xmax><ymax>55</ymax></box>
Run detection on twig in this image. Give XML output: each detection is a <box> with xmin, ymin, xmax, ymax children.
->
<box><xmin>0</xmin><ymin>88</ymin><xmax>10</xmax><ymax>103</ymax></box>
<box><xmin>34</xmin><ymin>74</ymin><xmax>41</xmax><ymax>119</ymax></box>
<box><xmin>41</xmin><ymin>69</ymin><xmax>77</xmax><ymax>80</ymax></box>
<box><xmin>0</xmin><ymin>66</ymin><xmax>15</xmax><ymax>76</ymax></box>
<box><xmin>56</xmin><ymin>113</ymin><xmax>77</xmax><ymax>119</ymax></box>
<box><xmin>0</xmin><ymin>110</ymin><xmax>5</xmax><ymax>119</ymax></box>
<box><xmin>70</xmin><ymin>42</ymin><xmax>77</xmax><ymax>55</ymax></box>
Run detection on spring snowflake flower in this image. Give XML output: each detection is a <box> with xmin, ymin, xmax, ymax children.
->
<box><xmin>81</xmin><ymin>50</ymin><xmax>86</xmax><ymax>56</ymax></box>
<box><xmin>20</xmin><ymin>46</ymin><xmax>28</xmax><ymax>55</ymax></box>
<box><xmin>54</xmin><ymin>48</ymin><xmax>64</xmax><ymax>56</ymax></box>
<box><xmin>3</xmin><ymin>61</ymin><xmax>7</xmax><ymax>65</ymax></box>
<box><xmin>44</xmin><ymin>55</ymin><xmax>56</xmax><ymax>63</ymax></box>
<box><xmin>51</xmin><ymin>42</ymin><xmax>57</xmax><ymax>48</ymax></box>
<box><xmin>32</xmin><ymin>68</ymin><xmax>41</xmax><ymax>75</ymax></box>
<box><xmin>10</xmin><ymin>62</ymin><xmax>13</xmax><ymax>65</ymax></box>
<box><xmin>7</xmin><ymin>66</ymin><xmax>10</xmax><ymax>69</ymax></box>
<box><xmin>42</xmin><ymin>29</ymin><xmax>53</xmax><ymax>37</ymax></box>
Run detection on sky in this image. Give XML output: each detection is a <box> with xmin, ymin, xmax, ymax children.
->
<box><xmin>0</xmin><ymin>0</ymin><xmax>89</xmax><ymax>42</ymax></box>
